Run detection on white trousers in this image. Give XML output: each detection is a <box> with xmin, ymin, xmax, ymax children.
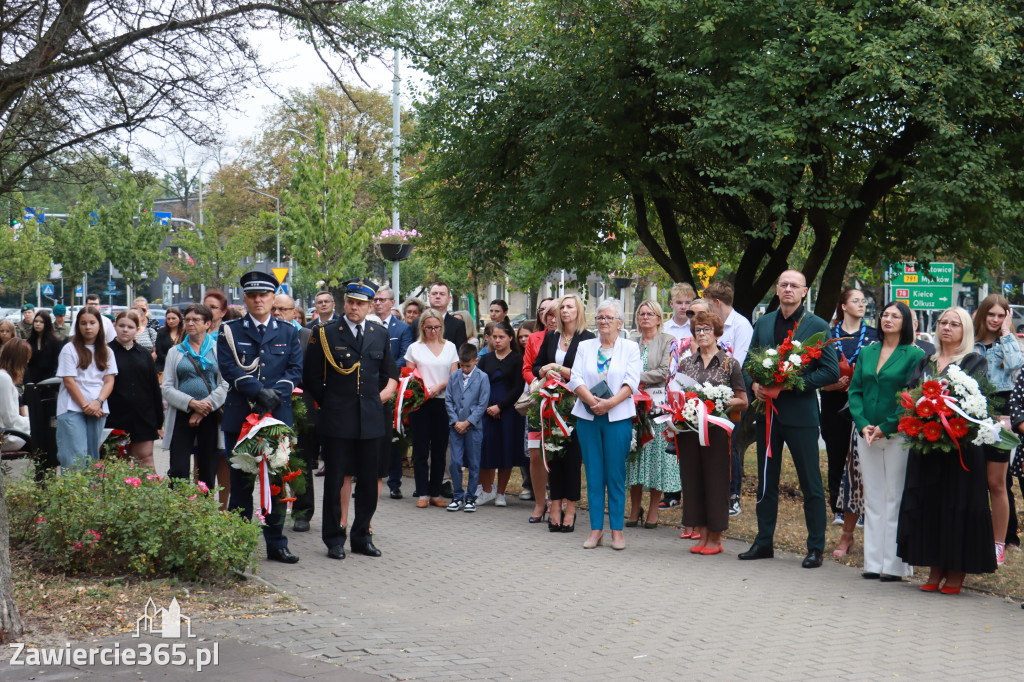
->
<box><xmin>858</xmin><ymin>435</ymin><xmax>913</xmax><ymax>577</ymax></box>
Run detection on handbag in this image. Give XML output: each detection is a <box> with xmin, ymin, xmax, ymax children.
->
<box><xmin>514</xmin><ymin>380</ymin><xmax>539</xmax><ymax>416</ymax></box>
<box><xmin>183</xmin><ymin>349</ymin><xmax>223</xmax><ymax>423</ymax></box>
<box><xmin>585</xmin><ymin>380</ymin><xmax>612</xmax><ymax>415</ymax></box>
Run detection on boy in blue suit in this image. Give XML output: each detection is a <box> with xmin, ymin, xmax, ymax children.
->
<box><xmin>445</xmin><ymin>344</ymin><xmax>490</xmax><ymax>512</ymax></box>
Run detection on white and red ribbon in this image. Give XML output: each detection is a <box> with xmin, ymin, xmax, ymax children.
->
<box><xmin>234</xmin><ymin>412</ymin><xmax>287</xmax><ymax>515</ymax></box>
<box><xmin>538</xmin><ymin>379</ymin><xmax>571</xmax><ymax>472</ymax></box>
<box><xmin>694</xmin><ymin>398</ymin><xmax>734</xmax><ymax>447</ymax></box>
<box><xmin>393</xmin><ymin>368</ymin><xmax>425</xmax><ymax>436</ymax></box>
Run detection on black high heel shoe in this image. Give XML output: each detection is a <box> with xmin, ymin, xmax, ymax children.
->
<box><xmin>560</xmin><ymin>512</ymin><xmax>576</xmax><ymax>533</ymax></box>
<box><xmin>548</xmin><ymin>515</ymin><xmax>563</xmax><ymax>532</ymax></box>
<box><xmin>528</xmin><ymin>508</ymin><xmax>547</xmax><ymax>524</ymax></box>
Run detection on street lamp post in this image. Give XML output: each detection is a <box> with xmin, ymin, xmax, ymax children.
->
<box><xmin>243</xmin><ymin>187</ymin><xmax>281</xmax><ymax>280</ymax></box>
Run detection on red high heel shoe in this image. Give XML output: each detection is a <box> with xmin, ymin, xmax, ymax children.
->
<box><xmin>940</xmin><ymin>582</ymin><xmax>963</xmax><ymax>595</ymax></box>
<box><xmin>919</xmin><ymin>583</ymin><xmax>941</xmax><ymax>592</ymax></box>
<box><xmin>700</xmin><ymin>544</ymin><xmax>723</xmax><ymax>555</ymax></box>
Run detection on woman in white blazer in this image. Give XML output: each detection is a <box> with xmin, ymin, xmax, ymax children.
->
<box><xmin>568</xmin><ymin>299</ymin><xmax>641</xmax><ymax>551</ymax></box>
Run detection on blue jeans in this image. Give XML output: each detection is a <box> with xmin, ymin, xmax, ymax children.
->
<box><xmin>56</xmin><ymin>411</ymin><xmax>106</xmax><ymax>470</ymax></box>
<box><xmin>577</xmin><ymin>415</ymin><xmax>632</xmax><ymax>531</ymax></box>
<box><xmin>449</xmin><ymin>426</ymin><xmax>482</xmax><ymax>501</ymax></box>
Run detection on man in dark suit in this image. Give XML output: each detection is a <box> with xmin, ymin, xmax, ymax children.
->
<box><xmin>304</xmin><ymin>278</ymin><xmax>398</xmax><ymax>560</ymax></box>
<box><xmin>739</xmin><ymin>269</ymin><xmax>840</xmax><ymax>569</ymax></box>
<box><xmin>218</xmin><ymin>271</ymin><xmax>304</xmax><ymax>564</ymax></box>
<box><xmin>429</xmin><ymin>281</ymin><xmax>468</xmax><ymax>349</ymax></box>
<box><xmin>373</xmin><ymin>285</ymin><xmax>414</xmax><ymax>499</ymax></box>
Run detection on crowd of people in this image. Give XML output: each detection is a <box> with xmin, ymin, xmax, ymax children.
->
<box><xmin>2</xmin><ymin>269</ymin><xmax>1023</xmax><ymax>590</ymax></box>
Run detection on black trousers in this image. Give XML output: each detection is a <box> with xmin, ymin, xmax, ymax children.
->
<box><xmin>411</xmin><ymin>398</ymin><xmax>449</xmax><ymax>498</ymax></box>
<box><xmin>820</xmin><ymin>391</ymin><xmax>853</xmax><ymax>515</ymax></box>
<box><xmin>322</xmin><ymin>436</ymin><xmax>379</xmax><ymax>549</ymax></box>
<box><xmin>547</xmin><ymin>434</ymin><xmax>581</xmax><ymax>501</ymax></box>
<box><xmin>168</xmin><ymin>410</ymin><xmax>219</xmax><ymax>490</ymax></box>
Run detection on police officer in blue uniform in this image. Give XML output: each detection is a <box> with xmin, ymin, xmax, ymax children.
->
<box><xmin>304</xmin><ymin>278</ymin><xmax>398</xmax><ymax>560</ymax></box>
<box><xmin>219</xmin><ymin>271</ymin><xmax>304</xmax><ymax>564</ymax></box>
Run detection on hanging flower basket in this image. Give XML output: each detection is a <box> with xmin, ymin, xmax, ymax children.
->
<box><xmin>375</xmin><ymin>228</ymin><xmax>420</xmax><ymax>261</ymax></box>
<box><xmin>378</xmin><ymin>243</ymin><xmax>415</xmax><ymax>261</ymax></box>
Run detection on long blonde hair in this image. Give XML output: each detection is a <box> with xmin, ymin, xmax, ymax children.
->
<box><xmin>933</xmin><ymin>307</ymin><xmax>974</xmax><ymax>364</ymax></box>
<box><xmin>555</xmin><ymin>294</ymin><xmax>587</xmax><ymax>337</ymax></box>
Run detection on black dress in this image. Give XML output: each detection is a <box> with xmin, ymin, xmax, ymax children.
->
<box><xmin>106</xmin><ymin>341</ymin><xmax>164</xmax><ymax>442</ymax></box>
<box><xmin>154</xmin><ymin>326</ymin><xmax>182</xmax><ymax>373</ymax></box>
<box><xmin>896</xmin><ymin>353</ymin><xmax>996</xmax><ymax>574</ymax></box>
<box><xmin>479</xmin><ymin>351</ymin><xmax>528</xmax><ymax>469</ymax></box>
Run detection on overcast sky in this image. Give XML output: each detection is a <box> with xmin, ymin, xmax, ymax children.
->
<box><xmin>135</xmin><ymin>29</ymin><xmax>416</xmax><ymax>175</ymax></box>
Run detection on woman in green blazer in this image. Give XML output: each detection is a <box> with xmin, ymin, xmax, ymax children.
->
<box><xmin>848</xmin><ymin>301</ymin><xmax>925</xmax><ymax>581</ymax></box>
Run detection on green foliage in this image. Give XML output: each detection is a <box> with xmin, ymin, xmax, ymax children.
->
<box><xmin>98</xmin><ymin>174</ymin><xmax>166</xmax><ymax>296</ymax></box>
<box><xmin>0</xmin><ymin>195</ymin><xmax>52</xmax><ymax>299</ymax></box>
<box><xmin>402</xmin><ymin>0</ymin><xmax>1024</xmax><ymax>317</ymax></box>
<box><xmin>169</xmin><ymin>218</ymin><xmax>260</xmax><ymax>290</ymax></box>
<box><xmin>51</xmin><ymin>192</ymin><xmax>105</xmax><ymax>280</ymax></box>
<box><xmin>7</xmin><ymin>460</ymin><xmax>260</xmax><ymax>581</ymax></box>
<box><xmin>280</xmin><ymin>112</ymin><xmax>374</xmax><ymax>287</ymax></box>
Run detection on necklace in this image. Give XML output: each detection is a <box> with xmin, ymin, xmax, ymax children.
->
<box><xmin>119</xmin><ymin>340</ymin><xmax>135</xmax><ymax>350</ymax></box>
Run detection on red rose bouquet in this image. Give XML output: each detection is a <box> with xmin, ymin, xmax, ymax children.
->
<box><xmin>897</xmin><ymin>367</ymin><xmax>1017</xmax><ymax>467</ymax></box>
<box><xmin>393</xmin><ymin>366</ymin><xmax>427</xmax><ymax>437</ymax></box>
<box><xmin>743</xmin><ymin>329</ymin><xmax>835</xmax><ymax>412</ymax></box>
<box><xmin>527</xmin><ymin>378</ymin><xmax>576</xmax><ymax>469</ymax></box>
<box><xmin>229</xmin><ymin>413</ymin><xmax>307</xmax><ymax>520</ymax></box>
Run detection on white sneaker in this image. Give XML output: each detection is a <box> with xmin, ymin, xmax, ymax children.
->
<box><xmin>474</xmin><ymin>484</ymin><xmax>484</xmax><ymax>498</ymax></box>
<box><xmin>477</xmin><ymin>489</ymin><xmax>497</xmax><ymax>505</ymax></box>
<box><xmin>495</xmin><ymin>494</ymin><xmax>507</xmax><ymax>507</ymax></box>
<box><xmin>519</xmin><ymin>488</ymin><xmax>534</xmax><ymax>501</ymax></box>
<box><xmin>832</xmin><ymin>512</ymin><xmax>844</xmax><ymax>525</ymax></box>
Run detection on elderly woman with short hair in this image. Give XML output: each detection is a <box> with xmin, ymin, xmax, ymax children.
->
<box><xmin>534</xmin><ymin>294</ymin><xmax>594</xmax><ymax>531</ymax></box>
<box><xmin>626</xmin><ymin>299</ymin><xmax>678</xmax><ymax>527</ymax></box>
<box><xmin>568</xmin><ymin>299</ymin><xmax>641</xmax><ymax>550</ymax></box>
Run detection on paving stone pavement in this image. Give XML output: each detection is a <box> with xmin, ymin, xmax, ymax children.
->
<box><xmin>198</xmin><ymin>449</ymin><xmax>1021</xmax><ymax>681</ymax></box>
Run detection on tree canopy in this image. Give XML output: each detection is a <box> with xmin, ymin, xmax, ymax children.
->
<box><xmin>402</xmin><ymin>0</ymin><xmax>1024</xmax><ymax>316</ymax></box>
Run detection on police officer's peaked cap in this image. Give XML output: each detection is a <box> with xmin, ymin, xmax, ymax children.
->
<box><xmin>240</xmin><ymin>271</ymin><xmax>278</xmax><ymax>294</ymax></box>
<box><xmin>344</xmin><ymin>278</ymin><xmax>378</xmax><ymax>302</ymax></box>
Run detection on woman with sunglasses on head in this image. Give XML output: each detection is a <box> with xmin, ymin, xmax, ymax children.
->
<box><xmin>625</xmin><ymin>300</ymin><xmax>678</xmax><ymax>529</ymax></box>
<box><xmin>534</xmin><ymin>294</ymin><xmax>595</xmax><ymax>532</ymax></box>
<box><xmin>971</xmin><ymin>294</ymin><xmax>1024</xmax><ymax>561</ymax></box>
<box><xmin>897</xmin><ymin>307</ymin><xmax>995</xmax><ymax>593</ymax></box>
<box><xmin>847</xmin><ymin>301</ymin><xmax>923</xmax><ymax>580</ymax></box>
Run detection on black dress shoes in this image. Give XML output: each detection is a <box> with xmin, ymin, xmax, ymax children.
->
<box><xmin>389</xmin><ymin>488</ymin><xmax>403</xmax><ymax>500</ymax></box>
<box><xmin>802</xmin><ymin>549</ymin><xmax>823</xmax><ymax>568</ymax></box>
<box><xmin>327</xmin><ymin>545</ymin><xmax>346</xmax><ymax>560</ymax></box>
<box><xmin>879</xmin><ymin>574</ymin><xmax>902</xmax><ymax>582</ymax></box>
<box><xmin>350</xmin><ymin>540</ymin><xmax>382</xmax><ymax>557</ymax></box>
<box><xmin>267</xmin><ymin>547</ymin><xmax>300</xmax><ymax>564</ymax></box>
<box><xmin>314</xmin><ymin>466</ymin><xmax>326</xmax><ymax>477</ymax></box>
<box><xmin>738</xmin><ymin>544</ymin><xmax>774</xmax><ymax>560</ymax></box>
<box><xmin>292</xmin><ymin>518</ymin><xmax>311</xmax><ymax>532</ymax></box>
<box><xmin>862</xmin><ymin>571</ymin><xmax>881</xmax><ymax>579</ymax></box>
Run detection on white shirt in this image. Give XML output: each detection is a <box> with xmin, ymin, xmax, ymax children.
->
<box><xmin>568</xmin><ymin>337</ymin><xmax>642</xmax><ymax>422</ymax></box>
<box><xmin>664</xmin><ymin>317</ymin><xmax>691</xmax><ymax>341</ymax></box>
<box><xmin>56</xmin><ymin>343</ymin><xmax>119</xmax><ymax>415</ymax></box>
<box><xmin>344</xmin><ymin>317</ymin><xmax>365</xmax><ymax>339</ymax></box>
<box><xmin>405</xmin><ymin>341</ymin><xmax>459</xmax><ymax>399</ymax></box>
<box><xmin>719</xmin><ymin>308</ymin><xmax>754</xmax><ymax>366</ymax></box>
<box><xmin>0</xmin><ymin>369</ymin><xmax>29</xmax><ymax>435</ymax></box>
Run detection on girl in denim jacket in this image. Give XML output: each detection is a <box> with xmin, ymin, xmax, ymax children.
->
<box><xmin>972</xmin><ymin>295</ymin><xmax>1024</xmax><ymax>563</ymax></box>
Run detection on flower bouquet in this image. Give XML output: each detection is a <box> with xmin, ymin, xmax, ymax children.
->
<box><xmin>230</xmin><ymin>413</ymin><xmax>307</xmax><ymax>518</ymax></box>
<box><xmin>655</xmin><ymin>385</ymin><xmax>735</xmax><ymax>446</ymax></box>
<box><xmin>743</xmin><ymin>329</ymin><xmax>835</xmax><ymax>412</ymax></box>
<box><xmin>897</xmin><ymin>366</ymin><xmax>1017</xmax><ymax>467</ymax></box>
<box><xmin>100</xmin><ymin>429</ymin><xmax>132</xmax><ymax>459</ymax></box>
<box><xmin>393</xmin><ymin>366</ymin><xmax>428</xmax><ymax>439</ymax></box>
<box><xmin>527</xmin><ymin>378</ymin><xmax>576</xmax><ymax>469</ymax></box>
<box><xmin>629</xmin><ymin>391</ymin><xmax>655</xmax><ymax>463</ymax></box>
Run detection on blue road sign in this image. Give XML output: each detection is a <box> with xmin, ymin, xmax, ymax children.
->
<box><xmin>103</xmin><ymin>290</ymin><xmax>120</xmax><ymax>296</ymax></box>
<box><xmin>154</xmin><ymin>211</ymin><xmax>172</xmax><ymax>226</ymax></box>
<box><xmin>107</xmin><ymin>280</ymin><xmax>117</xmax><ymax>288</ymax></box>
<box><xmin>276</xmin><ymin>284</ymin><xmax>291</xmax><ymax>296</ymax></box>
<box><xmin>75</xmin><ymin>285</ymin><xmax>84</xmax><ymax>295</ymax></box>
<box><xmin>41</xmin><ymin>284</ymin><xmax>54</xmax><ymax>295</ymax></box>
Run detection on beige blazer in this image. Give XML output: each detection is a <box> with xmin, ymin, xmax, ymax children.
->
<box><xmin>629</xmin><ymin>331</ymin><xmax>675</xmax><ymax>388</ymax></box>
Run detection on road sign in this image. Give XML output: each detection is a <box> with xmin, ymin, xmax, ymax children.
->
<box><xmin>890</xmin><ymin>262</ymin><xmax>955</xmax><ymax>310</ymax></box>
<box><xmin>103</xmin><ymin>290</ymin><xmax>120</xmax><ymax>296</ymax></box>
<box><xmin>153</xmin><ymin>211</ymin><xmax>172</xmax><ymax>226</ymax></box>
<box><xmin>272</xmin><ymin>267</ymin><xmax>289</xmax><ymax>284</ymax></box>
<box><xmin>107</xmin><ymin>280</ymin><xmax>117</xmax><ymax>288</ymax></box>
<box><xmin>41</xmin><ymin>284</ymin><xmax>54</xmax><ymax>295</ymax></box>
<box><xmin>276</xmin><ymin>284</ymin><xmax>291</xmax><ymax>296</ymax></box>
<box><xmin>75</xmin><ymin>285</ymin><xmax>83</xmax><ymax>295</ymax></box>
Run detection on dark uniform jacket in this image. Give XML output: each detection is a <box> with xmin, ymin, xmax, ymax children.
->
<box><xmin>217</xmin><ymin>315</ymin><xmax>303</xmax><ymax>432</ymax></box>
<box><xmin>303</xmin><ymin>317</ymin><xmax>397</xmax><ymax>440</ymax></box>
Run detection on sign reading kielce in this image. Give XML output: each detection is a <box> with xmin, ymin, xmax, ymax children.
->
<box><xmin>890</xmin><ymin>261</ymin><xmax>955</xmax><ymax>311</ymax></box>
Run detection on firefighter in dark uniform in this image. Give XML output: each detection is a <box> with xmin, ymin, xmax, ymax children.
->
<box><xmin>218</xmin><ymin>271</ymin><xmax>304</xmax><ymax>564</ymax></box>
<box><xmin>304</xmin><ymin>278</ymin><xmax>398</xmax><ymax>560</ymax></box>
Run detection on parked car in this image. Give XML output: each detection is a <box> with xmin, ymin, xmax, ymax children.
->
<box><xmin>1010</xmin><ymin>304</ymin><xmax>1024</xmax><ymax>335</ymax></box>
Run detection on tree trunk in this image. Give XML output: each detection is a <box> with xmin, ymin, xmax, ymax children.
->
<box><xmin>0</xmin><ymin>465</ymin><xmax>25</xmax><ymax>642</ymax></box>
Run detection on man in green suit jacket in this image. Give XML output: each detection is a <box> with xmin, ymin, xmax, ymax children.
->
<box><xmin>740</xmin><ymin>270</ymin><xmax>840</xmax><ymax>568</ymax></box>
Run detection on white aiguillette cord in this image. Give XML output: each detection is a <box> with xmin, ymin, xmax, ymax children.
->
<box><xmin>222</xmin><ymin>322</ymin><xmax>259</xmax><ymax>373</ymax></box>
